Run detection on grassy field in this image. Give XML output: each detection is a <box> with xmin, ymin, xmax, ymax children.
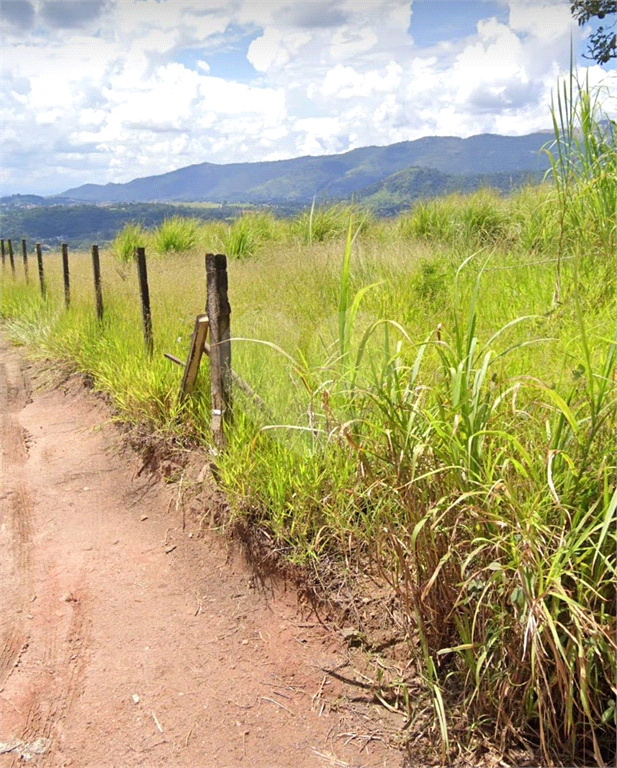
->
<box><xmin>1</xmin><ymin>76</ymin><xmax>615</xmax><ymax>766</ymax></box>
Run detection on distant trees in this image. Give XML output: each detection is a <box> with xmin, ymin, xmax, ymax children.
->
<box><xmin>571</xmin><ymin>0</ymin><xmax>617</xmax><ymax>64</ymax></box>
<box><xmin>0</xmin><ymin>203</ymin><xmax>235</xmax><ymax>247</ymax></box>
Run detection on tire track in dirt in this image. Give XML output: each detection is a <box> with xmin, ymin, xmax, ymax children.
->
<box><xmin>0</xmin><ymin>351</ymin><xmax>93</xmax><ymax>767</ymax></box>
<box><xmin>11</xmin><ymin>589</ymin><xmax>91</xmax><ymax>768</ymax></box>
<box><xmin>9</xmin><ymin>483</ymin><xmax>34</xmax><ymax>569</ymax></box>
<box><xmin>0</xmin><ymin>627</ymin><xmax>28</xmax><ymax>689</ymax></box>
<box><xmin>45</xmin><ymin>588</ymin><xmax>91</xmax><ymax>766</ymax></box>
<box><xmin>0</xmin><ymin>357</ymin><xmax>33</xmax><ymax>690</ymax></box>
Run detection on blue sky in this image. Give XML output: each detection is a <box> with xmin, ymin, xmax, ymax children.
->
<box><xmin>410</xmin><ymin>1</ymin><xmax>509</xmax><ymax>46</ymax></box>
<box><xmin>1</xmin><ymin>1</ymin><xmax>615</xmax><ymax>195</ymax></box>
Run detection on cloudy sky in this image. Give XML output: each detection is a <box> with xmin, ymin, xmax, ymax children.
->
<box><xmin>1</xmin><ymin>0</ymin><xmax>615</xmax><ymax>196</ymax></box>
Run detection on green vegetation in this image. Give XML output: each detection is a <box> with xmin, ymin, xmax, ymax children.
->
<box><xmin>151</xmin><ymin>216</ymin><xmax>201</xmax><ymax>254</ymax></box>
<box><xmin>220</xmin><ymin>211</ymin><xmax>284</xmax><ymax>259</ymax></box>
<box><xmin>357</xmin><ymin>167</ymin><xmax>545</xmax><ymax>213</ymax></box>
<box><xmin>1</xmin><ymin>75</ymin><xmax>615</xmax><ymax>766</ymax></box>
<box><xmin>294</xmin><ymin>201</ymin><xmax>367</xmax><ymax>244</ymax></box>
<box><xmin>0</xmin><ymin>201</ymin><xmax>255</xmax><ymax>251</ymax></box>
<box><xmin>111</xmin><ymin>222</ymin><xmax>147</xmax><ymax>262</ymax></box>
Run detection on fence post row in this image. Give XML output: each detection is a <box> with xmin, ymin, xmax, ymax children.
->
<box><xmin>91</xmin><ymin>244</ymin><xmax>104</xmax><ymax>321</ymax></box>
<box><xmin>61</xmin><ymin>243</ymin><xmax>70</xmax><ymax>308</ymax></box>
<box><xmin>205</xmin><ymin>253</ymin><xmax>232</xmax><ymax>448</ymax></box>
<box><xmin>21</xmin><ymin>239</ymin><xmax>29</xmax><ymax>283</ymax></box>
<box><xmin>36</xmin><ymin>243</ymin><xmax>46</xmax><ymax>298</ymax></box>
<box><xmin>135</xmin><ymin>247</ymin><xmax>153</xmax><ymax>356</ymax></box>
<box><xmin>8</xmin><ymin>242</ymin><xmax>235</xmax><ymax>450</ymax></box>
<box><xmin>8</xmin><ymin>239</ymin><xmax>15</xmax><ymax>277</ymax></box>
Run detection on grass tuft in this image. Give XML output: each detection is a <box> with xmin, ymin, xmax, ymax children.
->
<box><xmin>111</xmin><ymin>222</ymin><xmax>148</xmax><ymax>262</ymax></box>
<box><xmin>151</xmin><ymin>216</ymin><xmax>200</xmax><ymax>254</ymax></box>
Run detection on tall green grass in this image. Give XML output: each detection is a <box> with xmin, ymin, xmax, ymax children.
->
<box><xmin>111</xmin><ymin>222</ymin><xmax>147</xmax><ymax>262</ymax></box>
<box><xmin>545</xmin><ymin>65</ymin><xmax>616</xmax><ymax>305</ymax></box>
<box><xmin>295</xmin><ymin>201</ymin><xmax>370</xmax><ymax>244</ymax></box>
<box><xmin>151</xmin><ymin>216</ymin><xmax>201</xmax><ymax>254</ymax></box>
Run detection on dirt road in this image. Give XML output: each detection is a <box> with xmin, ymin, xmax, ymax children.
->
<box><xmin>0</xmin><ymin>342</ymin><xmax>401</xmax><ymax>767</ymax></box>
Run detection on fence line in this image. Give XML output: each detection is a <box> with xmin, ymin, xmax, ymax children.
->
<box><xmin>2</xmin><ymin>240</ymin><xmax>236</xmax><ymax>447</ymax></box>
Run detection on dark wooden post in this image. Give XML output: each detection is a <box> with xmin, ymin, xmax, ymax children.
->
<box><xmin>36</xmin><ymin>243</ymin><xmax>46</xmax><ymax>298</ymax></box>
<box><xmin>205</xmin><ymin>253</ymin><xmax>232</xmax><ymax>448</ymax></box>
<box><xmin>135</xmin><ymin>247</ymin><xmax>153</xmax><ymax>356</ymax></box>
<box><xmin>8</xmin><ymin>239</ymin><xmax>15</xmax><ymax>277</ymax></box>
<box><xmin>91</xmin><ymin>244</ymin><xmax>104</xmax><ymax>321</ymax></box>
<box><xmin>61</xmin><ymin>243</ymin><xmax>70</xmax><ymax>308</ymax></box>
<box><xmin>21</xmin><ymin>239</ymin><xmax>29</xmax><ymax>283</ymax></box>
<box><xmin>1</xmin><ymin>239</ymin><xmax>5</xmax><ymax>265</ymax></box>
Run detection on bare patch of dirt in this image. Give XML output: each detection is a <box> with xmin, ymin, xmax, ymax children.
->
<box><xmin>0</xmin><ymin>340</ymin><xmax>409</xmax><ymax>768</ymax></box>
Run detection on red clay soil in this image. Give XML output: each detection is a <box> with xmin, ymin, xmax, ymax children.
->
<box><xmin>0</xmin><ymin>341</ymin><xmax>404</xmax><ymax>768</ymax></box>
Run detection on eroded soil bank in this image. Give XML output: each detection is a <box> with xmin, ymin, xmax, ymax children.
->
<box><xmin>0</xmin><ymin>341</ymin><xmax>403</xmax><ymax>768</ymax></box>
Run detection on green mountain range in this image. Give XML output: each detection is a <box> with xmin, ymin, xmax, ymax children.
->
<box><xmin>60</xmin><ymin>131</ymin><xmax>554</xmax><ymax>205</ymax></box>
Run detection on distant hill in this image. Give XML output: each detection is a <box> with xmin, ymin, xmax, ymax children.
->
<box><xmin>357</xmin><ymin>167</ymin><xmax>547</xmax><ymax>213</ymax></box>
<box><xmin>60</xmin><ymin>131</ymin><xmax>554</xmax><ymax>204</ymax></box>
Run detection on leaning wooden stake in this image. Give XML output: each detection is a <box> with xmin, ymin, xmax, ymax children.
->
<box><xmin>21</xmin><ymin>239</ymin><xmax>29</xmax><ymax>283</ymax></box>
<box><xmin>179</xmin><ymin>314</ymin><xmax>209</xmax><ymax>402</ymax></box>
<box><xmin>8</xmin><ymin>239</ymin><xmax>15</xmax><ymax>277</ymax></box>
<box><xmin>91</xmin><ymin>244</ymin><xmax>104</xmax><ymax>320</ymax></box>
<box><xmin>205</xmin><ymin>253</ymin><xmax>232</xmax><ymax>448</ymax></box>
<box><xmin>1</xmin><ymin>239</ymin><xmax>5</xmax><ymax>266</ymax></box>
<box><xmin>135</xmin><ymin>247</ymin><xmax>153</xmax><ymax>356</ymax></box>
<box><xmin>166</xmin><ymin>337</ymin><xmax>271</xmax><ymax>417</ymax></box>
<box><xmin>36</xmin><ymin>243</ymin><xmax>46</xmax><ymax>297</ymax></box>
<box><xmin>61</xmin><ymin>243</ymin><xmax>70</xmax><ymax>308</ymax></box>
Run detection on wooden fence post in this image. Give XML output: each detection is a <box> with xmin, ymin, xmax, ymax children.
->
<box><xmin>179</xmin><ymin>314</ymin><xmax>209</xmax><ymax>402</ymax></box>
<box><xmin>36</xmin><ymin>243</ymin><xmax>46</xmax><ymax>298</ymax></box>
<box><xmin>8</xmin><ymin>239</ymin><xmax>15</xmax><ymax>277</ymax></box>
<box><xmin>91</xmin><ymin>244</ymin><xmax>104</xmax><ymax>321</ymax></box>
<box><xmin>205</xmin><ymin>253</ymin><xmax>232</xmax><ymax>448</ymax></box>
<box><xmin>135</xmin><ymin>247</ymin><xmax>153</xmax><ymax>356</ymax></box>
<box><xmin>21</xmin><ymin>239</ymin><xmax>29</xmax><ymax>283</ymax></box>
<box><xmin>1</xmin><ymin>239</ymin><xmax>5</xmax><ymax>266</ymax></box>
<box><xmin>61</xmin><ymin>243</ymin><xmax>70</xmax><ymax>308</ymax></box>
